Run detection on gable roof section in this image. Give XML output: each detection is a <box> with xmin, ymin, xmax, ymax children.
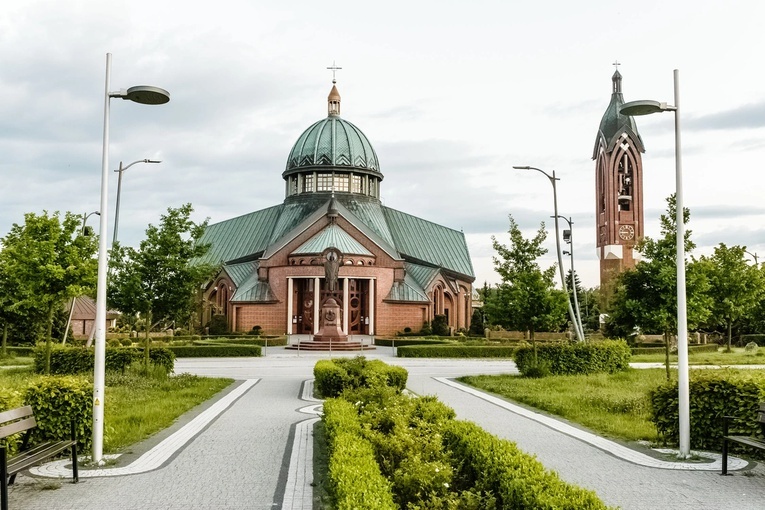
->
<box><xmin>404</xmin><ymin>262</ymin><xmax>441</xmax><ymax>291</ymax></box>
<box><xmin>384</xmin><ymin>273</ymin><xmax>430</xmax><ymax>303</ymax></box>
<box><xmin>195</xmin><ymin>205</ymin><xmax>283</xmax><ymax>265</ymax></box>
<box><xmin>221</xmin><ymin>261</ymin><xmax>258</xmax><ymax>287</ymax></box>
<box><xmin>231</xmin><ymin>271</ymin><xmax>277</xmax><ymax>303</ymax></box>
<box><xmin>292</xmin><ymin>223</ymin><xmax>373</xmax><ymax>255</ymax></box>
<box><xmin>382</xmin><ymin>207</ymin><xmax>474</xmax><ymax>279</ymax></box>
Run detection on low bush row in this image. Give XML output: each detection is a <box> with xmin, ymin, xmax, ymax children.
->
<box><xmin>373</xmin><ymin>338</ymin><xmax>451</xmax><ymax>347</ymax></box>
<box><xmin>319</xmin><ymin>357</ymin><xmax>610</xmax><ymax>509</ymax></box>
<box><xmin>34</xmin><ymin>346</ymin><xmax>175</xmax><ymax>375</ymax></box>
<box><xmin>515</xmin><ymin>340</ymin><xmax>630</xmax><ymax>376</ymax></box>
<box><xmin>1</xmin><ymin>376</ymin><xmax>93</xmax><ymax>454</ymax></box>
<box><xmin>166</xmin><ymin>345</ymin><xmax>261</xmax><ymax>358</ymax></box>
<box><xmin>314</xmin><ymin>357</ymin><xmax>407</xmax><ymax>398</ymax></box>
<box><xmin>651</xmin><ymin>370</ymin><xmax>765</xmax><ymax>451</ymax></box>
<box><xmin>631</xmin><ymin>344</ymin><xmax>720</xmax><ymax>355</ymax></box>
<box><xmin>397</xmin><ymin>345</ymin><xmax>516</xmax><ymax>358</ymax></box>
<box><xmin>191</xmin><ymin>337</ymin><xmax>286</xmax><ymax>347</ymax></box>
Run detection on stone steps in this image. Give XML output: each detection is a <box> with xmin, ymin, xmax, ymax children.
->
<box><xmin>285</xmin><ymin>340</ymin><xmax>375</xmax><ymax>351</ymax></box>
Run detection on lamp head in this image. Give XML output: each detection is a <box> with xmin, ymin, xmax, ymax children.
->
<box><xmin>123</xmin><ymin>86</ymin><xmax>170</xmax><ymax>105</ymax></box>
<box><xmin>620</xmin><ymin>100</ymin><xmax>675</xmax><ymax>116</ymax></box>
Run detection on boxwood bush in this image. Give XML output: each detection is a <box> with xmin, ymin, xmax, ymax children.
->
<box><xmin>515</xmin><ymin>340</ymin><xmax>630</xmax><ymax>376</ymax></box>
<box><xmin>24</xmin><ymin>376</ymin><xmax>93</xmax><ymax>452</ymax></box>
<box><xmin>650</xmin><ymin>370</ymin><xmax>765</xmax><ymax>451</ymax></box>
<box><xmin>166</xmin><ymin>345</ymin><xmax>261</xmax><ymax>358</ymax></box>
<box><xmin>397</xmin><ymin>345</ymin><xmax>516</xmax><ymax>358</ymax></box>
<box><xmin>35</xmin><ymin>346</ymin><xmax>174</xmax><ymax>374</ymax></box>
<box><xmin>374</xmin><ymin>338</ymin><xmax>450</xmax><ymax>347</ymax></box>
<box><xmin>314</xmin><ymin>357</ymin><xmax>407</xmax><ymax>398</ymax></box>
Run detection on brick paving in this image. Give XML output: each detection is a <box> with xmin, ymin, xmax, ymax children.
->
<box><xmin>6</xmin><ymin>350</ymin><xmax>765</xmax><ymax>509</ymax></box>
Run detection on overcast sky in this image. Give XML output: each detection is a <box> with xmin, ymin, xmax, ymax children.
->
<box><xmin>1</xmin><ymin>0</ymin><xmax>764</xmax><ymax>289</ymax></box>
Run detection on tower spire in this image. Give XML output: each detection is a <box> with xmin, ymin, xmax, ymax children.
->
<box><xmin>327</xmin><ymin>61</ymin><xmax>342</xmax><ymax>116</ymax></box>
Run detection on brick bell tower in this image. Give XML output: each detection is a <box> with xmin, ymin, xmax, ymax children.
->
<box><xmin>593</xmin><ymin>68</ymin><xmax>645</xmax><ymax>305</ymax></box>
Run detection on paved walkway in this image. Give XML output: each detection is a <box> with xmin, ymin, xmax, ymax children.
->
<box><xmin>7</xmin><ymin>349</ymin><xmax>765</xmax><ymax>509</ymax></box>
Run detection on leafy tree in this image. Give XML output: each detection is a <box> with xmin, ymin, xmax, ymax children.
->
<box><xmin>486</xmin><ymin>216</ymin><xmax>568</xmax><ymax>341</ymax></box>
<box><xmin>108</xmin><ymin>204</ymin><xmax>212</xmax><ymax>370</ymax></box>
<box><xmin>605</xmin><ymin>195</ymin><xmax>710</xmax><ymax>378</ymax></box>
<box><xmin>699</xmin><ymin>244</ymin><xmax>765</xmax><ymax>351</ymax></box>
<box><xmin>0</xmin><ymin>211</ymin><xmax>97</xmax><ymax>370</ymax></box>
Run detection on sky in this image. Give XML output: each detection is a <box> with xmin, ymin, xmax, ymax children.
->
<box><xmin>1</xmin><ymin>0</ymin><xmax>764</xmax><ymax>290</ymax></box>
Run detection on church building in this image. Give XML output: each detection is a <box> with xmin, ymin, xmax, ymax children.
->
<box><xmin>195</xmin><ymin>80</ymin><xmax>475</xmax><ymax>338</ymax></box>
<box><xmin>593</xmin><ymin>69</ymin><xmax>645</xmax><ymax>301</ymax></box>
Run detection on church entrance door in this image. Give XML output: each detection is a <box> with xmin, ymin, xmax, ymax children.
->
<box><xmin>348</xmin><ymin>279</ymin><xmax>368</xmax><ymax>335</ymax></box>
<box><xmin>292</xmin><ymin>279</ymin><xmax>315</xmax><ymax>334</ymax></box>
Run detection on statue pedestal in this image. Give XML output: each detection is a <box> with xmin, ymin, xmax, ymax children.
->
<box><xmin>314</xmin><ymin>297</ymin><xmax>347</xmax><ymax>342</ymax></box>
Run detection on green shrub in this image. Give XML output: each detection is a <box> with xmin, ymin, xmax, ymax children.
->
<box><xmin>314</xmin><ymin>357</ymin><xmax>408</xmax><ymax>398</ymax></box>
<box><xmin>149</xmin><ymin>347</ymin><xmax>175</xmax><ymax>373</ymax></box>
<box><xmin>24</xmin><ymin>376</ymin><xmax>93</xmax><ymax>452</ymax></box>
<box><xmin>105</xmin><ymin>348</ymin><xmax>140</xmax><ymax>373</ymax></box>
<box><xmin>35</xmin><ymin>346</ymin><xmax>93</xmax><ymax>374</ymax></box>
<box><xmin>420</xmin><ymin>321</ymin><xmax>432</xmax><ymax>335</ymax></box>
<box><xmin>631</xmin><ymin>343</ymin><xmax>719</xmax><ymax>355</ymax></box>
<box><xmin>207</xmin><ymin>314</ymin><xmax>229</xmax><ymax>335</ymax></box>
<box><xmin>740</xmin><ymin>334</ymin><xmax>765</xmax><ymax>347</ymax></box>
<box><xmin>515</xmin><ymin>340</ymin><xmax>630</xmax><ymax>376</ymax></box>
<box><xmin>192</xmin><ymin>337</ymin><xmax>286</xmax><ymax>347</ymax></box>
<box><xmin>442</xmin><ymin>420</ymin><xmax>608</xmax><ymax>509</ymax></box>
<box><xmin>432</xmin><ymin>315</ymin><xmax>449</xmax><ymax>336</ymax></box>
<box><xmin>167</xmin><ymin>345</ymin><xmax>261</xmax><ymax>358</ymax></box>
<box><xmin>650</xmin><ymin>370</ymin><xmax>765</xmax><ymax>451</ymax></box>
<box><xmin>374</xmin><ymin>338</ymin><xmax>450</xmax><ymax>347</ymax></box>
<box><xmin>397</xmin><ymin>345</ymin><xmax>516</xmax><ymax>358</ymax></box>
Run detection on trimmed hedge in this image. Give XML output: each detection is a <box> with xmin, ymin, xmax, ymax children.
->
<box><xmin>442</xmin><ymin>420</ymin><xmax>608</xmax><ymax>509</ymax></box>
<box><xmin>191</xmin><ymin>337</ymin><xmax>286</xmax><ymax>347</ymax></box>
<box><xmin>515</xmin><ymin>340</ymin><xmax>630</xmax><ymax>376</ymax></box>
<box><xmin>374</xmin><ymin>338</ymin><xmax>451</xmax><ymax>347</ymax></box>
<box><xmin>650</xmin><ymin>370</ymin><xmax>765</xmax><ymax>451</ymax></box>
<box><xmin>397</xmin><ymin>345</ymin><xmax>516</xmax><ymax>358</ymax></box>
<box><xmin>1</xmin><ymin>346</ymin><xmax>35</xmax><ymax>357</ymax></box>
<box><xmin>24</xmin><ymin>376</ymin><xmax>93</xmax><ymax>452</ymax></box>
<box><xmin>631</xmin><ymin>344</ymin><xmax>720</xmax><ymax>355</ymax></box>
<box><xmin>167</xmin><ymin>345</ymin><xmax>261</xmax><ymax>358</ymax></box>
<box><xmin>323</xmin><ymin>399</ymin><xmax>396</xmax><ymax>509</ymax></box>
<box><xmin>34</xmin><ymin>346</ymin><xmax>175</xmax><ymax>374</ymax></box>
<box><xmin>314</xmin><ymin>357</ymin><xmax>407</xmax><ymax>398</ymax></box>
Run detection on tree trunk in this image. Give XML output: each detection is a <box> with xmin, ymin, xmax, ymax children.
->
<box><xmin>1</xmin><ymin>323</ymin><xmax>7</xmax><ymax>358</ymax></box>
<box><xmin>663</xmin><ymin>331</ymin><xmax>671</xmax><ymax>381</ymax></box>
<box><xmin>46</xmin><ymin>303</ymin><xmax>55</xmax><ymax>374</ymax></box>
<box><xmin>726</xmin><ymin>321</ymin><xmax>733</xmax><ymax>353</ymax></box>
<box><xmin>144</xmin><ymin>310</ymin><xmax>152</xmax><ymax>374</ymax></box>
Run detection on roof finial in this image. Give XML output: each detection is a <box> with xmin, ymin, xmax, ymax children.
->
<box><xmin>327</xmin><ymin>60</ymin><xmax>342</xmax><ymax>84</ymax></box>
<box><xmin>611</xmin><ymin>61</ymin><xmax>623</xmax><ymax>94</ymax></box>
<box><xmin>612</xmin><ymin>60</ymin><xmax>620</xmax><ymax>70</ymax></box>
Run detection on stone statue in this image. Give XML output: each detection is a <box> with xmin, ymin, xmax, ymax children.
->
<box><xmin>324</xmin><ymin>250</ymin><xmax>340</xmax><ymax>292</ymax></box>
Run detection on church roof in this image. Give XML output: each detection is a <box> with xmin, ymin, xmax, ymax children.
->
<box><xmin>384</xmin><ymin>274</ymin><xmax>430</xmax><ymax>303</ymax></box>
<box><xmin>284</xmin><ymin>116</ymin><xmax>381</xmax><ymax>177</ymax></box>
<box><xmin>292</xmin><ymin>223</ymin><xmax>373</xmax><ymax>255</ymax></box>
<box><xmin>592</xmin><ymin>70</ymin><xmax>645</xmax><ymax>159</ymax></box>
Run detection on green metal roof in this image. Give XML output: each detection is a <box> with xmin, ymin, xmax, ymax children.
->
<box><xmin>284</xmin><ymin>116</ymin><xmax>381</xmax><ymax>177</ymax></box>
<box><xmin>292</xmin><ymin>223</ymin><xmax>373</xmax><ymax>255</ymax></box>
<box><xmin>383</xmin><ymin>273</ymin><xmax>430</xmax><ymax>303</ymax></box>
<box><xmin>222</xmin><ymin>261</ymin><xmax>257</xmax><ymax>287</ymax></box>
<box><xmin>404</xmin><ymin>262</ymin><xmax>441</xmax><ymax>290</ymax></box>
<box><xmin>231</xmin><ymin>272</ymin><xmax>277</xmax><ymax>303</ymax></box>
<box><xmin>195</xmin><ymin>205</ymin><xmax>283</xmax><ymax>266</ymax></box>
<box><xmin>592</xmin><ymin>70</ymin><xmax>645</xmax><ymax>158</ymax></box>
<box><xmin>382</xmin><ymin>206</ymin><xmax>474</xmax><ymax>279</ymax></box>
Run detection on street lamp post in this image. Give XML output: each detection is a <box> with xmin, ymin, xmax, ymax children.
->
<box><xmin>621</xmin><ymin>69</ymin><xmax>688</xmax><ymax>458</ymax></box>
<box><xmin>744</xmin><ymin>250</ymin><xmax>759</xmax><ymax>265</ymax></box>
<box><xmin>513</xmin><ymin>166</ymin><xmax>584</xmax><ymax>342</ymax></box>
<box><xmin>62</xmin><ymin>211</ymin><xmax>100</xmax><ymax>345</ymax></box>
<box><xmin>93</xmin><ymin>52</ymin><xmax>169</xmax><ymax>464</ymax></box>
<box><xmin>556</xmin><ymin>215</ymin><xmax>585</xmax><ymax>340</ymax></box>
<box><xmin>113</xmin><ymin>159</ymin><xmax>161</xmax><ymax>247</ymax></box>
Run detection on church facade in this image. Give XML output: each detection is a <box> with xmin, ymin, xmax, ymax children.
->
<box><xmin>593</xmin><ymin>69</ymin><xmax>645</xmax><ymax>300</ymax></box>
<box><xmin>195</xmin><ymin>82</ymin><xmax>475</xmax><ymax>337</ymax></box>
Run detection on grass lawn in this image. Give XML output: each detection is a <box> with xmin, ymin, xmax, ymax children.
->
<box><xmin>459</xmin><ymin>369</ymin><xmax>666</xmax><ymax>444</ymax></box>
<box><xmin>631</xmin><ymin>347</ymin><xmax>765</xmax><ymax>365</ymax></box>
<box><xmin>0</xmin><ymin>355</ymin><xmax>33</xmax><ymax>366</ymax></box>
<box><xmin>0</xmin><ymin>366</ymin><xmax>232</xmax><ymax>453</ymax></box>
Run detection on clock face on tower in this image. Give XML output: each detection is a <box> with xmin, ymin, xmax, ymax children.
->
<box><xmin>618</xmin><ymin>224</ymin><xmax>635</xmax><ymax>241</ymax></box>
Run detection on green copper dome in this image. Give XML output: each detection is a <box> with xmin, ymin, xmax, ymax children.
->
<box><xmin>284</xmin><ymin>116</ymin><xmax>381</xmax><ymax>177</ymax></box>
<box><xmin>592</xmin><ymin>70</ymin><xmax>645</xmax><ymax>158</ymax></box>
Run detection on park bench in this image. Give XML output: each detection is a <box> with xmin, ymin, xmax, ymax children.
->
<box><xmin>1</xmin><ymin>405</ymin><xmax>78</xmax><ymax>510</ymax></box>
<box><xmin>722</xmin><ymin>402</ymin><xmax>765</xmax><ymax>475</ymax></box>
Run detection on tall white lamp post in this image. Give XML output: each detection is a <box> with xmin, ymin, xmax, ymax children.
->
<box><xmin>93</xmin><ymin>53</ymin><xmax>169</xmax><ymax>463</ymax></box>
<box><xmin>113</xmin><ymin>159</ymin><xmax>161</xmax><ymax>247</ymax></box>
<box><xmin>513</xmin><ymin>166</ymin><xmax>584</xmax><ymax>342</ymax></box>
<box><xmin>555</xmin><ymin>215</ymin><xmax>585</xmax><ymax>340</ymax></box>
<box><xmin>621</xmin><ymin>69</ymin><xmax>688</xmax><ymax>457</ymax></box>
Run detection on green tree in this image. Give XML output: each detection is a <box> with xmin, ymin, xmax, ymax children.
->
<box><xmin>606</xmin><ymin>195</ymin><xmax>710</xmax><ymax>378</ymax></box>
<box><xmin>108</xmin><ymin>204</ymin><xmax>212</xmax><ymax>370</ymax></box>
<box><xmin>0</xmin><ymin>211</ymin><xmax>97</xmax><ymax>370</ymax></box>
<box><xmin>699</xmin><ymin>244</ymin><xmax>765</xmax><ymax>351</ymax></box>
<box><xmin>486</xmin><ymin>216</ymin><xmax>568</xmax><ymax>341</ymax></box>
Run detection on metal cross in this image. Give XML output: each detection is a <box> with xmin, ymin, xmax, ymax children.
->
<box><xmin>613</xmin><ymin>60</ymin><xmax>621</xmax><ymax>69</ymax></box>
<box><xmin>327</xmin><ymin>61</ymin><xmax>342</xmax><ymax>83</ymax></box>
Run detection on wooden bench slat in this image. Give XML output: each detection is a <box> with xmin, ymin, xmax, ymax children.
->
<box><xmin>0</xmin><ymin>416</ymin><xmax>37</xmax><ymax>439</ymax></box>
<box><xmin>0</xmin><ymin>406</ymin><xmax>33</xmax><ymax>424</ymax></box>
<box><xmin>6</xmin><ymin>441</ymin><xmax>75</xmax><ymax>475</ymax></box>
<box><xmin>724</xmin><ymin>435</ymin><xmax>765</xmax><ymax>450</ymax></box>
